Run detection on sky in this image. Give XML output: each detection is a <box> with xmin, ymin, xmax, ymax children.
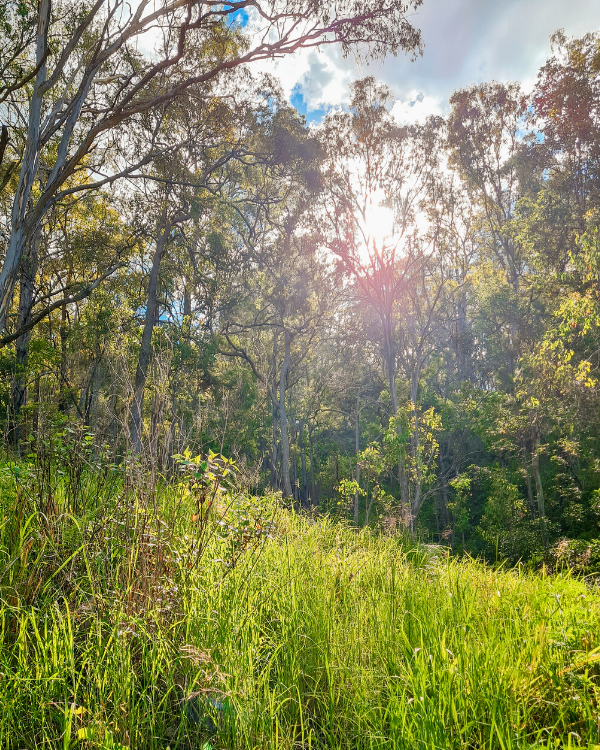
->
<box><xmin>253</xmin><ymin>0</ymin><xmax>600</xmax><ymax>125</ymax></box>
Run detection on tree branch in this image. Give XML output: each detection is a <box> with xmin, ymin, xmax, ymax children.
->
<box><xmin>0</xmin><ymin>263</ymin><xmax>125</xmax><ymax>348</ymax></box>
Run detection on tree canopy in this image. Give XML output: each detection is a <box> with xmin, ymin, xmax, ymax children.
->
<box><xmin>2</xmin><ymin>10</ymin><xmax>600</xmax><ymax>565</ymax></box>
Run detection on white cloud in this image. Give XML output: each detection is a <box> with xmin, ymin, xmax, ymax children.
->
<box><xmin>249</xmin><ymin>46</ymin><xmax>355</xmax><ymax>111</ymax></box>
<box><xmin>254</xmin><ymin>0</ymin><xmax>600</xmax><ymax>123</ymax></box>
<box><xmin>380</xmin><ymin>0</ymin><xmax>600</xmax><ymax>113</ymax></box>
<box><xmin>390</xmin><ymin>92</ymin><xmax>444</xmax><ymax>125</ymax></box>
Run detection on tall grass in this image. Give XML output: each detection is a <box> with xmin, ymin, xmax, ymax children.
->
<box><xmin>0</xmin><ymin>456</ymin><xmax>599</xmax><ymax>749</ymax></box>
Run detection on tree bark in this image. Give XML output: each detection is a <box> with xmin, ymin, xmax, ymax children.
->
<box><xmin>270</xmin><ymin>331</ymin><xmax>279</xmax><ymax>489</ymax></box>
<box><xmin>0</xmin><ymin>0</ymin><xmax>49</xmax><ymax>332</ymax></box>
<box><xmin>130</xmin><ymin>218</ymin><xmax>171</xmax><ymax>454</ymax></box>
<box><xmin>308</xmin><ymin>423</ymin><xmax>316</xmax><ymax>506</ymax></box>
<box><xmin>354</xmin><ymin>389</ymin><xmax>361</xmax><ymax>526</ymax></box>
<box><xmin>299</xmin><ymin>419</ymin><xmax>308</xmax><ymax>507</ymax></box>
<box><xmin>279</xmin><ymin>329</ymin><xmax>293</xmax><ymax>497</ymax></box>
<box><xmin>10</xmin><ymin>227</ymin><xmax>40</xmax><ymax>447</ymax></box>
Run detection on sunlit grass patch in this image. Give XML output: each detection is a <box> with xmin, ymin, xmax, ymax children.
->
<box><xmin>0</xmin><ymin>470</ymin><xmax>599</xmax><ymax>749</ymax></box>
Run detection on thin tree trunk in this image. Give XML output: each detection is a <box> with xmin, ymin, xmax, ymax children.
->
<box><xmin>58</xmin><ymin>266</ymin><xmax>72</xmax><ymax>413</ymax></box>
<box><xmin>279</xmin><ymin>329</ymin><xmax>293</xmax><ymax>498</ymax></box>
<box><xmin>299</xmin><ymin>419</ymin><xmax>308</xmax><ymax>507</ymax></box>
<box><xmin>532</xmin><ymin>425</ymin><xmax>545</xmax><ymax>519</ymax></box>
<box><xmin>455</xmin><ymin>292</ymin><xmax>475</xmax><ymax>384</ymax></box>
<box><xmin>308</xmin><ymin>423</ymin><xmax>316</xmax><ymax>506</ymax></box>
<box><xmin>383</xmin><ymin>311</ymin><xmax>410</xmax><ymax>521</ymax></box>
<box><xmin>408</xmin><ymin>392</ymin><xmax>420</xmax><ymax>533</ymax></box>
<box><xmin>270</xmin><ymin>331</ymin><xmax>279</xmax><ymax>488</ymax></box>
<box><xmin>292</xmin><ymin>433</ymin><xmax>298</xmax><ymax>504</ymax></box>
<box><xmin>10</xmin><ymin>227</ymin><xmax>40</xmax><ymax>447</ymax></box>
<box><xmin>383</xmin><ymin>315</ymin><xmax>398</xmax><ymax>414</ymax></box>
<box><xmin>354</xmin><ymin>389</ymin><xmax>361</xmax><ymax>526</ymax></box>
<box><xmin>0</xmin><ymin>0</ymin><xmax>50</xmax><ymax>332</ymax></box>
<box><xmin>130</xmin><ymin>218</ymin><xmax>170</xmax><ymax>454</ymax></box>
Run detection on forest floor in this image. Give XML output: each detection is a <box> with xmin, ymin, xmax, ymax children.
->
<box><xmin>0</xmin><ymin>461</ymin><xmax>599</xmax><ymax>749</ymax></box>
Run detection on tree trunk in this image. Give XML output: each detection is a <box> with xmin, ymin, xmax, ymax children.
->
<box><xmin>455</xmin><ymin>292</ymin><xmax>475</xmax><ymax>384</ymax></box>
<box><xmin>354</xmin><ymin>389</ymin><xmax>361</xmax><ymax>526</ymax></box>
<box><xmin>270</xmin><ymin>331</ymin><xmax>279</xmax><ymax>488</ymax></box>
<box><xmin>58</xmin><ymin>267</ymin><xmax>72</xmax><ymax>413</ymax></box>
<box><xmin>292</xmin><ymin>439</ymin><xmax>298</xmax><ymax>504</ymax></box>
<box><xmin>308</xmin><ymin>423</ymin><xmax>316</xmax><ymax>506</ymax></box>
<box><xmin>410</xmin><ymin>485</ymin><xmax>422</xmax><ymax>535</ymax></box>
<box><xmin>383</xmin><ymin>311</ymin><xmax>411</xmax><ymax>521</ymax></box>
<box><xmin>299</xmin><ymin>420</ymin><xmax>308</xmax><ymax>507</ymax></box>
<box><xmin>0</xmin><ymin>0</ymin><xmax>50</xmax><ymax>333</ymax></box>
<box><xmin>279</xmin><ymin>329</ymin><xmax>293</xmax><ymax>498</ymax></box>
<box><xmin>383</xmin><ymin>315</ymin><xmax>398</xmax><ymax>414</ymax></box>
<box><xmin>10</xmin><ymin>227</ymin><xmax>40</xmax><ymax>447</ymax></box>
<box><xmin>408</xmin><ymin>394</ymin><xmax>421</xmax><ymax>533</ymax></box>
<box><xmin>129</xmin><ymin>219</ymin><xmax>170</xmax><ymax>454</ymax></box>
<box><xmin>532</xmin><ymin>425</ymin><xmax>545</xmax><ymax>519</ymax></box>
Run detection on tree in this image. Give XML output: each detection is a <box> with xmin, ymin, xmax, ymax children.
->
<box><xmin>7</xmin><ymin>182</ymin><xmax>134</xmax><ymax>446</ymax></box>
<box><xmin>318</xmin><ymin>78</ymin><xmax>445</xmax><ymax>528</ymax></box>
<box><xmin>0</xmin><ymin>0</ymin><xmax>424</xmax><ymax>335</ymax></box>
<box><xmin>531</xmin><ymin>30</ymin><xmax>600</xmax><ymax>236</ymax></box>
<box><xmin>221</xmin><ymin>222</ymin><xmax>336</xmax><ymax>498</ymax></box>
<box><xmin>447</xmin><ymin>81</ymin><xmax>528</xmax><ymax>375</ymax></box>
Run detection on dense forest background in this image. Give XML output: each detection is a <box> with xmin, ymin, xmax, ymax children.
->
<box><xmin>2</xmin><ymin>2</ymin><xmax>600</xmax><ymax>567</ymax></box>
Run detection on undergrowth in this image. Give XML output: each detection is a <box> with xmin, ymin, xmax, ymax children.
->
<box><xmin>0</xmin><ymin>444</ymin><xmax>599</xmax><ymax>749</ymax></box>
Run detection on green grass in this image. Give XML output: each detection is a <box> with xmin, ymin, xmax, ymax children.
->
<box><xmin>0</xmin><ymin>462</ymin><xmax>599</xmax><ymax>749</ymax></box>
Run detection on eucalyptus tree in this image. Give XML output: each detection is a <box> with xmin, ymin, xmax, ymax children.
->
<box><xmin>125</xmin><ymin>85</ymin><xmax>241</xmax><ymax>454</ymax></box>
<box><xmin>0</xmin><ymin>0</ymin><xmax>425</xmax><ymax>337</ymax></box>
<box><xmin>317</xmin><ymin>78</ymin><xmax>447</xmax><ymax>528</ymax></box>
<box><xmin>530</xmin><ymin>30</ymin><xmax>600</xmax><ymax>242</ymax></box>
<box><xmin>318</xmin><ymin>79</ymin><xmax>442</xmax><ymax>412</ymax></box>
<box><xmin>7</xmin><ymin>186</ymin><xmax>134</xmax><ymax>446</ymax></box>
<box><xmin>447</xmin><ymin>82</ymin><xmax>529</xmax><ymax>375</ymax></box>
<box><xmin>211</xmin><ymin>99</ymin><xmax>336</xmax><ymax>497</ymax></box>
<box><xmin>127</xmin><ymin>84</ymin><xmax>327</xmax><ymax>459</ymax></box>
<box><xmin>221</xmin><ymin>216</ymin><xmax>337</xmax><ymax>498</ymax></box>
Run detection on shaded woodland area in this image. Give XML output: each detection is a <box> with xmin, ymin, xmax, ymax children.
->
<box><xmin>2</xmin><ymin>1</ymin><xmax>600</xmax><ymax>566</ymax></box>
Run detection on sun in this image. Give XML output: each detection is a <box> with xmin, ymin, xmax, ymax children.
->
<box><xmin>361</xmin><ymin>189</ymin><xmax>395</xmax><ymax>260</ymax></box>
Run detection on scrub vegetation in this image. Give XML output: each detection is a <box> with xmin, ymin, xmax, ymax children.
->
<box><xmin>0</xmin><ymin>446</ymin><xmax>599</xmax><ymax>749</ymax></box>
